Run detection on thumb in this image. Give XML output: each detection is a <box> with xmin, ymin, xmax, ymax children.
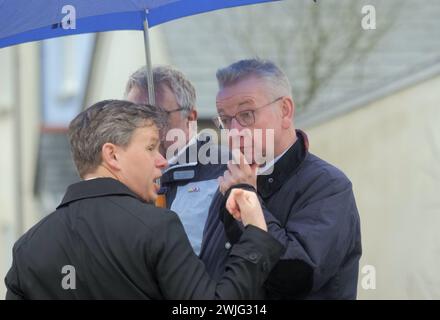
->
<box><xmin>233</xmin><ymin>189</ymin><xmax>251</xmax><ymax>210</ymax></box>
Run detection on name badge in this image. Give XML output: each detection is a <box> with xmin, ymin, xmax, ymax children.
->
<box><xmin>173</xmin><ymin>170</ymin><xmax>195</xmax><ymax>181</ymax></box>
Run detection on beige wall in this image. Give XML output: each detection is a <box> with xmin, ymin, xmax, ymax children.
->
<box><xmin>0</xmin><ymin>43</ymin><xmax>41</xmax><ymax>299</ymax></box>
<box><xmin>0</xmin><ymin>47</ymin><xmax>16</xmax><ymax>300</ymax></box>
<box><xmin>304</xmin><ymin>76</ymin><xmax>440</xmax><ymax>299</ymax></box>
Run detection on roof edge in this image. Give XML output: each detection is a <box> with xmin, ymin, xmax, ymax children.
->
<box><xmin>296</xmin><ymin>58</ymin><xmax>440</xmax><ymax>129</ymax></box>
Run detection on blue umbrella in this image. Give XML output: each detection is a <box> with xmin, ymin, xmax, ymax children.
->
<box><xmin>0</xmin><ymin>0</ymin><xmax>280</xmax><ymax>104</ymax></box>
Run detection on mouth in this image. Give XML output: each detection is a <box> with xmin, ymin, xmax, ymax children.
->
<box><xmin>154</xmin><ymin>182</ymin><xmax>161</xmax><ymax>193</ymax></box>
<box><xmin>229</xmin><ymin>136</ymin><xmax>254</xmax><ymax>150</ymax></box>
<box><xmin>151</xmin><ymin>174</ymin><xmax>162</xmax><ymax>192</ymax></box>
<box><xmin>239</xmin><ymin>143</ymin><xmax>253</xmax><ymax>150</ymax></box>
<box><xmin>238</xmin><ymin>145</ymin><xmax>254</xmax><ymax>159</ymax></box>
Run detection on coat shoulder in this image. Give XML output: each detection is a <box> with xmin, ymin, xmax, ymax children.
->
<box><xmin>303</xmin><ymin>153</ymin><xmax>352</xmax><ymax>189</ymax></box>
<box><xmin>105</xmin><ymin>195</ymin><xmax>181</xmax><ymax>230</ymax></box>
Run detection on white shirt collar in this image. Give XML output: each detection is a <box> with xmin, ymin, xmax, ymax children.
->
<box><xmin>257</xmin><ymin>143</ymin><xmax>293</xmax><ymax>175</ymax></box>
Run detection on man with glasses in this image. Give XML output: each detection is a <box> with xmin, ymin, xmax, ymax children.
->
<box><xmin>212</xmin><ymin>96</ymin><xmax>283</xmax><ymax>130</ymax></box>
<box><xmin>200</xmin><ymin>58</ymin><xmax>362</xmax><ymax>299</ymax></box>
<box><xmin>125</xmin><ymin>66</ymin><xmax>227</xmax><ymax>255</ymax></box>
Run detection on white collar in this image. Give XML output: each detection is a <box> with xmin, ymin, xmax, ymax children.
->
<box><xmin>257</xmin><ymin>143</ymin><xmax>293</xmax><ymax>175</ymax></box>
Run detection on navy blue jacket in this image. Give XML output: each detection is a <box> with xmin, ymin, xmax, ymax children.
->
<box><xmin>200</xmin><ymin>131</ymin><xmax>362</xmax><ymax>299</ymax></box>
<box><xmin>160</xmin><ymin>136</ymin><xmax>227</xmax><ymax>254</ymax></box>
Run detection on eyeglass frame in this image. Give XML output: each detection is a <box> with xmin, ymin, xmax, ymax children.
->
<box><xmin>161</xmin><ymin>107</ymin><xmax>186</xmax><ymax>115</ymax></box>
<box><xmin>212</xmin><ymin>96</ymin><xmax>284</xmax><ymax>129</ymax></box>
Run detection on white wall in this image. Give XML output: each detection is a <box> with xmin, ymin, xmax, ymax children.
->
<box><xmin>304</xmin><ymin>75</ymin><xmax>440</xmax><ymax>299</ymax></box>
<box><xmin>0</xmin><ymin>43</ymin><xmax>41</xmax><ymax>299</ymax></box>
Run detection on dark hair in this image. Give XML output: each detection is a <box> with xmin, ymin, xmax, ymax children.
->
<box><xmin>68</xmin><ymin>100</ymin><xmax>166</xmax><ymax>177</ymax></box>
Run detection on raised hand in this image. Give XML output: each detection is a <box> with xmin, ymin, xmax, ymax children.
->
<box><xmin>226</xmin><ymin>188</ymin><xmax>267</xmax><ymax>232</ymax></box>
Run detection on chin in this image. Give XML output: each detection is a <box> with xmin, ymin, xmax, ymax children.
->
<box><xmin>145</xmin><ymin>191</ymin><xmax>157</xmax><ymax>203</ymax></box>
<box><xmin>136</xmin><ymin>190</ymin><xmax>153</xmax><ymax>203</ymax></box>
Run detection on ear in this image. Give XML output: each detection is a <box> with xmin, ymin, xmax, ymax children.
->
<box><xmin>101</xmin><ymin>142</ymin><xmax>121</xmax><ymax>171</ymax></box>
<box><xmin>281</xmin><ymin>97</ymin><xmax>295</xmax><ymax>129</ymax></box>
<box><xmin>186</xmin><ymin>109</ymin><xmax>198</xmax><ymax>137</ymax></box>
<box><xmin>187</xmin><ymin>109</ymin><xmax>197</xmax><ymax>122</ymax></box>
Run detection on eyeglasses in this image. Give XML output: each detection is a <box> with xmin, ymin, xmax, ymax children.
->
<box><xmin>161</xmin><ymin>107</ymin><xmax>186</xmax><ymax>115</ymax></box>
<box><xmin>212</xmin><ymin>97</ymin><xmax>283</xmax><ymax>129</ymax></box>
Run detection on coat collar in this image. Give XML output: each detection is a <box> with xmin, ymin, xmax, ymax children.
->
<box><xmin>57</xmin><ymin>178</ymin><xmax>142</xmax><ymax>208</ymax></box>
<box><xmin>257</xmin><ymin>129</ymin><xmax>309</xmax><ymax>200</ymax></box>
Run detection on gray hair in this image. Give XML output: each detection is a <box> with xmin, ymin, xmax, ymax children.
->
<box><xmin>68</xmin><ymin>100</ymin><xmax>166</xmax><ymax>177</ymax></box>
<box><xmin>125</xmin><ymin>65</ymin><xmax>196</xmax><ymax>116</ymax></box>
<box><xmin>216</xmin><ymin>58</ymin><xmax>292</xmax><ymax>99</ymax></box>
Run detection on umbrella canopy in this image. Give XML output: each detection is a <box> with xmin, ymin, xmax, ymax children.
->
<box><xmin>0</xmin><ymin>0</ymin><xmax>280</xmax><ymax>104</ymax></box>
<box><xmin>0</xmin><ymin>0</ymin><xmax>280</xmax><ymax>103</ymax></box>
<box><xmin>0</xmin><ymin>0</ymin><xmax>279</xmax><ymax>48</ymax></box>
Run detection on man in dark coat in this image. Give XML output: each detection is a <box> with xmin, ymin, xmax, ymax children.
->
<box><xmin>4</xmin><ymin>100</ymin><xmax>283</xmax><ymax>300</ymax></box>
<box><xmin>201</xmin><ymin>59</ymin><xmax>362</xmax><ymax>299</ymax></box>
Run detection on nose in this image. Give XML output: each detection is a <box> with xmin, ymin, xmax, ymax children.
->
<box><xmin>230</xmin><ymin>117</ymin><xmax>245</xmax><ymax>131</ymax></box>
<box><xmin>155</xmin><ymin>152</ymin><xmax>168</xmax><ymax>169</ymax></box>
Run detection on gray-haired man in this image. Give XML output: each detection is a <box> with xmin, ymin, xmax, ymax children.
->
<box><xmin>201</xmin><ymin>58</ymin><xmax>362</xmax><ymax>299</ymax></box>
<box><xmin>125</xmin><ymin>66</ymin><xmax>227</xmax><ymax>255</ymax></box>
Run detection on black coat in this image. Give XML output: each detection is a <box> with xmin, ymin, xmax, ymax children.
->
<box><xmin>4</xmin><ymin>178</ymin><xmax>283</xmax><ymax>300</ymax></box>
<box><xmin>200</xmin><ymin>131</ymin><xmax>362</xmax><ymax>299</ymax></box>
